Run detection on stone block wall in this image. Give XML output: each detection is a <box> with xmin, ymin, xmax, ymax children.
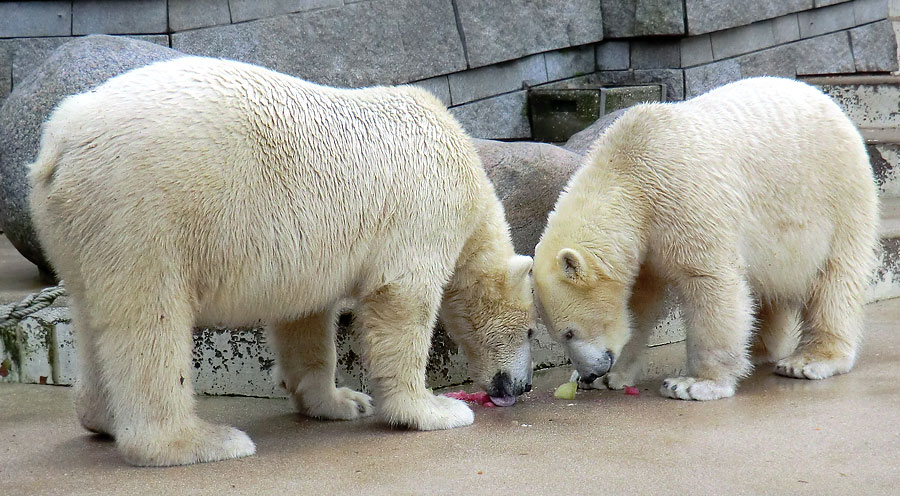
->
<box><xmin>1</xmin><ymin>0</ymin><xmax>897</xmax><ymax>142</ymax></box>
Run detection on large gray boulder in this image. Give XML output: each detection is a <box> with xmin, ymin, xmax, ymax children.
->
<box><xmin>0</xmin><ymin>35</ymin><xmax>182</xmax><ymax>272</ymax></box>
<box><xmin>474</xmin><ymin>139</ymin><xmax>583</xmax><ymax>256</ymax></box>
<box><xmin>563</xmin><ymin>108</ymin><xmax>628</xmax><ymax>155</ymax></box>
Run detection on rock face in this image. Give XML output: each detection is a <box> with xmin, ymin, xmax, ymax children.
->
<box><xmin>473</xmin><ymin>139</ymin><xmax>583</xmax><ymax>256</ymax></box>
<box><xmin>0</xmin><ymin>35</ymin><xmax>182</xmax><ymax>272</ymax></box>
<box><xmin>563</xmin><ymin>108</ymin><xmax>629</xmax><ymax>155</ymax></box>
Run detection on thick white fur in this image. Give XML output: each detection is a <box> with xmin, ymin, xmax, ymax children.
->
<box><xmin>534</xmin><ymin>77</ymin><xmax>878</xmax><ymax>401</ymax></box>
<box><xmin>29</xmin><ymin>57</ymin><xmax>534</xmax><ymax>466</ymax></box>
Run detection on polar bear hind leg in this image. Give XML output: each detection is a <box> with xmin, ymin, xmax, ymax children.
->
<box><xmin>70</xmin><ymin>301</ymin><xmax>114</xmax><ymax>435</ymax></box>
<box><xmin>750</xmin><ymin>299</ymin><xmax>800</xmax><ymax>364</ymax></box>
<box><xmin>269</xmin><ymin>309</ymin><xmax>373</xmax><ymax>420</ymax></box>
<box><xmin>775</xmin><ymin>258</ymin><xmax>864</xmax><ymax>380</ymax></box>
<box><xmin>90</xmin><ymin>282</ymin><xmax>255</xmax><ymax>466</ymax></box>
<box><xmin>357</xmin><ymin>282</ymin><xmax>474</xmax><ymax>431</ymax></box>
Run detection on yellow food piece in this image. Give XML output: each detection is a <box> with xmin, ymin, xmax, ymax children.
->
<box><xmin>554</xmin><ymin>381</ymin><xmax>577</xmax><ymax>400</ymax></box>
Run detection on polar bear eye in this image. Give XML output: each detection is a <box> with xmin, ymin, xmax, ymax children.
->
<box><xmin>527</xmin><ymin>328</ymin><xmax>535</xmax><ymax>339</ymax></box>
<box><xmin>563</xmin><ymin>329</ymin><xmax>575</xmax><ymax>341</ymax></box>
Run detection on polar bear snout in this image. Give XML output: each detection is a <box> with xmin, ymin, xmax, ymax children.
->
<box><xmin>487</xmin><ymin>371</ymin><xmax>525</xmax><ymax>397</ymax></box>
<box><xmin>482</xmin><ymin>340</ymin><xmax>534</xmax><ymax>405</ymax></box>
<box><xmin>570</xmin><ymin>345</ymin><xmax>614</xmax><ymax>383</ymax></box>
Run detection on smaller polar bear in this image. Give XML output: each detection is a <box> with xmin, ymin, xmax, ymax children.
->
<box><xmin>533</xmin><ymin>77</ymin><xmax>878</xmax><ymax>401</ymax></box>
<box><xmin>29</xmin><ymin>57</ymin><xmax>535</xmax><ymax>466</ymax></box>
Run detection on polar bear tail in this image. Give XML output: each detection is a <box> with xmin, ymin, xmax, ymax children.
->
<box><xmin>28</xmin><ymin>129</ymin><xmax>63</xmax><ymax>188</ymax></box>
<box><xmin>29</xmin><ymin>92</ymin><xmax>89</xmax><ymax>189</ymax></box>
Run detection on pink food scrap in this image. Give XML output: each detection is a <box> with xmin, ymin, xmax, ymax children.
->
<box><xmin>443</xmin><ymin>390</ymin><xmax>496</xmax><ymax>407</ymax></box>
<box><xmin>624</xmin><ymin>386</ymin><xmax>640</xmax><ymax>396</ymax></box>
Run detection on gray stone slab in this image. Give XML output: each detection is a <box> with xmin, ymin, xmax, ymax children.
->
<box><xmin>815</xmin><ymin>0</ymin><xmax>852</xmax><ymax>6</ymax></box>
<box><xmin>854</xmin><ymin>0</ymin><xmax>890</xmax><ymax>24</ymax></box>
<box><xmin>794</xmin><ymin>31</ymin><xmax>855</xmax><ymax>75</ymax></box>
<box><xmin>546</xmin><ymin>69</ymin><xmax>684</xmax><ymax>101</ymax></box>
<box><xmin>683</xmin><ymin>59</ymin><xmax>741</xmax><ymax>98</ymax></box>
<box><xmin>680</xmin><ymin>34</ymin><xmax>714</xmax><ymax>67</ymax></box>
<box><xmin>0</xmin><ymin>1</ymin><xmax>70</xmax><ymax>38</ymax></box>
<box><xmin>710</xmin><ymin>20</ymin><xmax>778</xmax><ymax>60</ymax></box>
<box><xmin>4</xmin><ymin>38</ymin><xmax>71</xmax><ymax>88</ymax></box>
<box><xmin>600</xmin><ymin>0</ymin><xmax>685</xmax><ymax>38</ymax></box>
<box><xmin>630</xmin><ymin>39</ymin><xmax>681</xmax><ymax>69</ymax></box>
<box><xmin>737</xmin><ymin>44</ymin><xmax>798</xmax><ymax>78</ymax></box>
<box><xmin>773</xmin><ymin>13</ymin><xmax>801</xmax><ymax>43</ymax></box>
<box><xmin>891</xmin><ymin>0</ymin><xmax>900</xmax><ymax>17</ymax></box>
<box><xmin>603</xmin><ymin>85</ymin><xmax>663</xmax><ymax>113</ymax></box>
<box><xmin>686</xmin><ymin>0</ymin><xmax>813</xmax><ymax>35</ymax></box>
<box><xmin>450</xmin><ymin>91</ymin><xmax>530</xmax><ymax>139</ymax></box>
<box><xmin>545</xmin><ymin>46</ymin><xmax>596</xmax><ymax>81</ymax></box>
<box><xmin>168</xmin><ymin>0</ymin><xmax>232</xmax><ymax>31</ymax></box>
<box><xmin>596</xmin><ymin>41</ymin><xmax>630</xmax><ymax>70</ymax></box>
<box><xmin>448</xmin><ymin>54</ymin><xmax>547</xmax><ymax>105</ymax></box>
<box><xmin>173</xmin><ymin>0</ymin><xmax>466</xmax><ymax>87</ymax></box>
<box><xmin>73</xmin><ymin>0</ymin><xmax>168</xmax><ymax>35</ymax></box>
<box><xmin>0</xmin><ymin>36</ymin><xmax>182</xmax><ymax>271</ymax></box>
<box><xmin>850</xmin><ymin>20</ymin><xmax>900</xmax><ymax>72</ymax></box>
<box><xmin>797</xmin><ymin>1</ymin><xmax>856</xmax><ymax>38</ymax></box>
<box><xmin>593</xmin><ymin>69</ymin><xmax>684</xmax><ymax>101</ymax></box>
<box><xmin>455</xmin><ymin>0</ymin><xmax>604</xmax><ymax>67</ymax></box>
<box><xmin>409</xmin><ymin>76</ymin><xmax>451</xmax><ymax>107</ymax></box>
<box><xmin>229</xmin><ymin>0</ymin><xmax>343</xmax><ymax>23</ymax></box>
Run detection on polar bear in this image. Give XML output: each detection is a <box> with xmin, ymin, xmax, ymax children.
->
<box><xmin>533</xmin><ymin>77</ymin><xmax>878</xmax><ymax>401</ymax></box>
<box><xmin>29</xmin><ymin>56</ymin><xmax>536</xmax><ymax>466</ymax></box>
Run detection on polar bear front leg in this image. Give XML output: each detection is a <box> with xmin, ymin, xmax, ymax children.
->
<box><xmin>357</xmin><ymin>283</ymin><xmax>474</xmax><ymax>431</ymax></box>
<box><xmin>662</xmin><ymin>270</ymin><xmax>754</xmax><ymax>401</ymax></box>
<box><xmin>95</xmin><ymin>295</ymin><xmax>255</xmax><ymax>466</ymax></box>
<box><xmin>574</xmin><ymin>268</ymin><xmax>666</xmax><ymax>390</ymax></box>
<box><xmin>268</xmin><ymin>310</ymin><xmax>373</xmax><ymax>420</ymax></box>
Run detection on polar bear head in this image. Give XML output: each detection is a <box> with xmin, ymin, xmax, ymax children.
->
<box><xmin>532</xmin><ymin>243</ymin><xmax>633</xmax><ymax>384</ymax></box>
<box><xmin>440</xmin><ymin>255</ymin><xmax>535</xmax><ymax>406</ymax></box>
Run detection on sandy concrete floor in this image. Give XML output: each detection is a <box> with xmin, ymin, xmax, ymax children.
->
<box><xmin>2</xmin><ymin>299</ymin><xmax>898</xmax><ymax>495</ymax></box>
<box><xmin>0</xmin><ymin>236</ymin><xmax>49</xmax><ymax>305</ymax></box>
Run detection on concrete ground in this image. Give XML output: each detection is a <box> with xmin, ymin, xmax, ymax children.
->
<box><xmin>0</xmin><ymin>236</ymin><xmax>47</xmax><ymax>306</ymax></box>
<box><xmin>2</xmin><ymin>299</ymin><xmax>898</xmax><ymax>495</ymax></box>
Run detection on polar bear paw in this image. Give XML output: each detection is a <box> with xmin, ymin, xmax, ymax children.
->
<box><xmin>570</xmin><ymin>370</ymin><xmax>634</xmax><ymax>390</ymax></box>
<box><xmin>661</xmin><ymin>376</ymin><xmax>735</xmax><ymax>401</ymax></box>
<box><xmin>603</xmin><ymin>372</ymin><xmax>635</xmax><ymax>390</ymax></box>
<box><xmin>774</xmin><ymin>354</ymin><xmax>853</xmax><ymax>380</ymax></box>
<box><xmin>294</xmin><ymin>387</ymin><xmax>374</xmax><ymax>420</ymax></box>
<box><xmin>383</xmin><ymin>394</ymin><xmax>474</xmax><ymax>431</ymax></box>
<box><xmin>118</xmin><ymin>421</ymin><xmax>256</xmax><ymax>467</ymax></box>
<box><xmin>74</xmin><ymin>387</ymin><xmax>113</xmax><ymax>435</ymax></box>
<box><xmin>570</xmin><ymin>370</ymin><xmax>604</xmax><ymax>389</ymax></box>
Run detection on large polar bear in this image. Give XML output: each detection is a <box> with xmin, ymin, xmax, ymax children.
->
<box><xmin>29</xmin><ymin>57</ymin><xmax>536</xmax><ymax>466</ymax></box>
<box><xmin>533</xmin><ymin>77</ymin><xmax>878</xmax><ymax>401</ymax></box>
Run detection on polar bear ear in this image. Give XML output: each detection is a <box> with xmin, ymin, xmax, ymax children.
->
<box><xmin>557</xmin><ymin>248</ymin><xmax>586</xmax><ymax>281</ymax></box>
<box><xmin>508</xmin><ymin>255</ymin><xmax>533</xmax><ymax>285</ymax></box>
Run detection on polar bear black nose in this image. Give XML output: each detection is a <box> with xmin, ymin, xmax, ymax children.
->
<box><xmin>488</xmin><ymin>371</ymin><xmax>513</xmax><ymax>397</ymax></box>
<box><xmin>580</xmin><ymin>350</ymin><xmax>615</xmax><ymax>383</ymax></box>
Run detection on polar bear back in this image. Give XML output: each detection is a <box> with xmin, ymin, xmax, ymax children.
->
<box><xmin>585</xmin><ymin>77</ymin><xmax>877</xmax><ymax>300</ymax></box>
<box><xmin>30</xmin><ymin>57</ymin><xmax>485</xmax><ymax>324</ymax></box>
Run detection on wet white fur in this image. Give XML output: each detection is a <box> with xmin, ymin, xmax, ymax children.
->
<box><xmin>535</xmin><ymin>77</ymin><xmax>878</xmax><ymax>401</ymax></box>
<box><xmin>29</xmin><ymin>56</ymin><xmax>534</xmax><ymax>466</ymax></box>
